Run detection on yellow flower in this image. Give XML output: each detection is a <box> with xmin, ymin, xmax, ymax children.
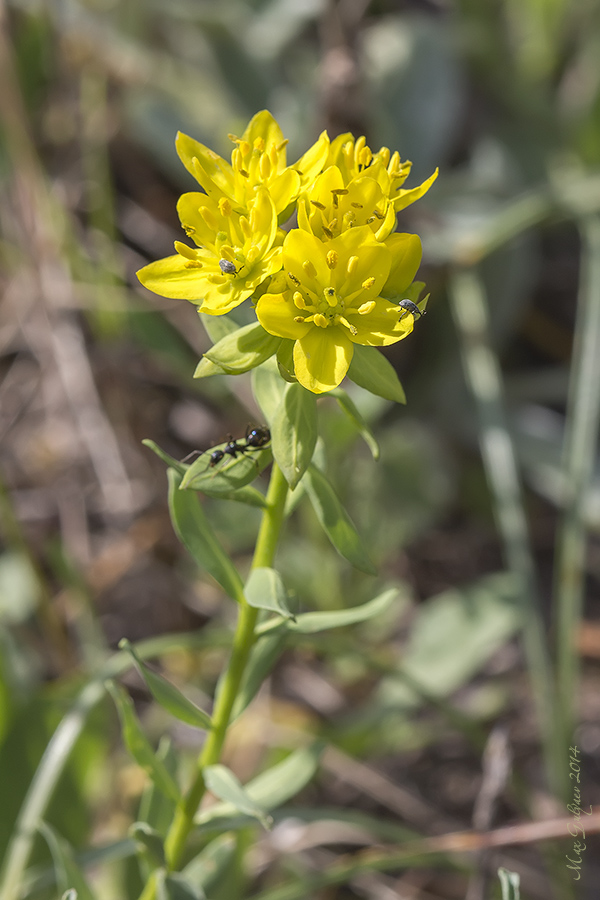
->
<box><xmin>326</xmin><ymin>133</ymin><xmax>438</xmax><ymax>212</ymax></box>
<box><xmin>255</xmin><ymin>227</ymin><xmax>415</xmax><ymax>393</ymax></box>
<box><xmin>175</xmin><ymin>110</ymin><xmax>329</xmax><ymax>218</ymax></box>
<box><xmin>297</xmin><ymin>165</ymin><xmax>397</xmax><ymax>242</ymax></box>
<box><xmin>137</xmin><ymin>188</ymin><xmax>282</xmax><ymax>315</ymax></box>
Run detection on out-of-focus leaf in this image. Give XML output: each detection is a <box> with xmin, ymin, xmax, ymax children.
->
<box><xmin>0</xmin><ymin>553</ymin><xmax>39</xmax><ymax>624</ymax></box>
<box><xmin>203</xmin><ymin>765</ymin><xmax>272</xmax><ymax>829</ymax></box>
<box><xmin>197</xmin><ymin>744</ymin><xmax>323</xmax><ymax>825</ymax></box>
<box><xmin>129</xmin><ymin>822</ymin><xmax>165</xmax><ymax>868</ymax></box>
<box><xmin>257</xmin><ymin>589</ymin><xmax>397</xmax><ymax>636</ymax></box>
<box><xmin>142</xmin><ymin>440</ymin><xmax>187</xmax><ymax>475</ymax></box>
<box><xmin>330</xmin><ymin>388</ymin><xmax>380</xmax><ymax>459</ymax></box>
<box><xmin>230</xmin><ymin>633</ymin><xmax>288</xmax><ymax>720</ymax></box>
<box><xmin>498</xmin><ymin>867</ymin><xmax>520</xmax><ymax>900</ymax></box>
<box><xmin>199</xmin><ymin>323</ymin><xmax>280</xmax><ymax>375</ymax></box>
<box><xmin>137</xmin><ymin>737</ymin><xmax>178</xmax><ymax>838</ymax></box>
<box><xmin>199</xmin><ymin>312</ymin><xmax>238</xmax><ymax>343</ymax></box>
<box><xmin>106</xmin><ymin>682</ymin><xmax>180</xmax><ymax>803</ymax></box>
<box><xmin>180</xmin><ymin>443</ymin><xmax>271</xmax><ymax>495</ymax></box>
<box><xmin>179</xmin><ymin>834</ymin><xmax>237</xmax><ymax>899</ymax></box>
<box><xmin>168</xmin><ymin>469</ymin><xmax>245</xmax><ymax>602</ymax></box>
<box><xmin>252</xmin><ymin>357</ymin><xmax>288</xmax><ymax>424</ymax></box>
<box><xmin>38</xmin><ymin>823</ymin><xmax>96</xmax><ymax>900</ymax></box>
<box><xmin>244</xmin><ymin>567</ymin><xmax>295</xmax><ymax>621</ymax></box>
<box><xmin>303</xmin><ymin>464</ymin><xmax>377</xmax><ymax>575</ymax></box>
<box><xmin>157</xmin><ymin>870</ymin><xmax>206</xmax><ymax>900</ymax></box>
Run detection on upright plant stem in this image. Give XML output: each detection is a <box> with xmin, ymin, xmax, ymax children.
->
<box><xmin>160</xmin><ymin>462</ymin><xmax>289</xmax><ymax>875</ymax></box>
<box><xmin>553</xmin><ymin>216</ymin><xmax>600</xmax><ymax>781</ymax></box>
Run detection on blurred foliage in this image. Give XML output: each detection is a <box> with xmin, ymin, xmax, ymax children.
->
<box><xmin>1</xmin><ymin>0</ymin><xmax>600</xmax><ymax>898</ymax></box>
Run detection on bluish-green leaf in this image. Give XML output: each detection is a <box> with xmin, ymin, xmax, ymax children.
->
<box><xmin>180</xmin><ymin>443</ymin><xmax>272</xmax><ymax>495</ymax></box>
<box><xmin>256</xmin><ymin>589</ymin><xmax>397</xmax><ymax>636</ymax></box>
<box><xmin>245</xmin><ymin>567</ymin><xmax>295</xmax><ymax>621</ymax></box>
<box><xmin>330</xmin><ymin>388</ymin><xmax>380</xmax><ymax>459</ymax></box>
<box><xmin>39</xmin><ymin>823</ymin><xmax>96</xmax><ymax>900</ymax></box>
<box><xmin>203</xmin><ymin>765</ymin><xmax>272</xmax><ymax>829</ymax></box>
<box><xmin>168</xmin><ymin>468</ymin><xmax>245</xmax><ymax>602</ymax></box>
<box><xmin>197</xmin><ymin>744</ymin><xmax>323</xmax><ymax>825</ymax></box>
<box><xmin>199</xmin><ymin>322</ymin><xmax>280</xmax><ymax>375</ymax></box>
<box><xmin>271</xmin><ymin>383</ymin><xmax>318</xmax><ymax>489</ymax></box>
<box><xmin>199</xmin><ymin>312</ymin><xmax>238</xmax><ymax>343</ymax></box>
<box><xmin>252</xmin><ymin>357</ymin><xmax>288</xmax><ymax>423</ymax></box>
<box><xmin>129</xmin><ymin>822</ymin><xmax>165</xmax><ymax>867</ymax></box>
<box><xmin>303</xmin><ymin>464</ymin><xmax>377</xmax><ymax>574</ymax></box>
<box><xmin>230</xmin><ymin>632</ymin><xmax>288</xmax><ymax>719</ymax></box>
<box><xmin>106</xmin><ymin>682</ymin><xmax>180</xmax><ymax>803</ymax></box>
<box><xmin>119</xmin><ymin>640</ymin><xmax>211</xmax><ymax>730</ymax></box>
<box><xmin>347</xmin><ymin>345</ymin><xmax>406</xmax><ymax>404</ymax></box>
<box><xmin>143</xmin><ymin>439</ymin><xmax>187</xmax><ymax>475</ymax></box>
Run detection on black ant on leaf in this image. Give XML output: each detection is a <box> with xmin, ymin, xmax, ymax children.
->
<box><xmin>184</xmin><ymin>425</ymin><xmax>271</xmax><ymax>469</ymax></box>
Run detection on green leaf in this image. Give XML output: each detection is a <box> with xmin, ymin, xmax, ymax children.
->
<box><xmin>203</xmin><ymin>765</ymin><xmax>272</xmax><ymax>829</ymax></box>
<box><xmin>197</xmin><ymin>744</ymin><xmax>323</xmax><ymax>825</ymax></box>
<box><xmin>200</xmin><ymin>322</ymin><xmax>280</xmax><ymax>375</ymax></box>
<box><xmin>180</xmin><ymin>443</ymin><xmax>272</xmax><ymax>495</ymax></box>
<box><xmin>180</xmin><ymin>835</ymin><xmax>237</xmax><ymax>898</ymax></box>
<box><xmin>347</xmin><ymin>345</ymin><xmax>406</xmax><ymax>404</ymax></box>
<box><xmin>330</xmin><ymin>388</ymin><xmax>380</xmax><ymax>459</ymax></box>
<box><xmin>193</xmin><ymin>356</ymin><xmax>227</xmax><ymax>378</ymax></box>
<box><xmin>129</xmin><ymin>822</ymin><xmax>165</xmax><ymax>867</ymax></box>
<box><xmin>276</xmin><ymin>339</ymin><xmax>297</xmax><ymax>382</ymax></box>
<box><xmin>106</xmin><ymin>682</ymin><xmax>180</xmax><ymax>803</ymax></box>
<box><xmin>38</xmin><ymin>822</ymin><xmax>96</xmax><ymax>900</ymax></box>
<box><xmin>245</xmin><ymin>567</ymin><xmax>295</xmax><ymax>621</ymax></box>
<box><xmin>251</xmin><ymin>357</ymin><xmax>287</xmax><ymax>423</ymax></box>
<box><xmin>199</xmin><ymin>312</ymin><xmax>238</xmax><ymax>343</ymax></box>
<box><xmin>142</xmin><ymin>439</ymin><xmax>187</xmax><ymax>475</ymax></box>
<box><xmin>157</xmin><ymin>871</ymin><xmax>206</xmax><ymax>900</ymax></box>
<box><xmin>119</xmin><ymin>639</ymin><xmax>212</xmax><ymax>730</ymax></box>
<box><xmin>168</xmin><ymin>468</ymin><xmax>245</xmax><ymax>602</ymax></box>
<box><xmin>230</xmin><ymin>632</ymin><xmax>288</xmax><ymax>719</ymax></box>
<box><xmin>138</xmin><ymin>736</ymin><xmax>178</xmax><ymax>837</ymax></box>
<box><xmin>271</xmin><ymin>383</ymin><xmax>318</xmax><ymax>489</ymax></box>
<box><xmin>256</xmin><ymin>589</ymin><xmax>397</xmax><ymax>636</ymax></box>
<box><xmin>303</xmin><ymin>464</ymin><xmax>377</xmax><ymax>575</ymax></box>
<box><xmin>62</xmin><ymin>892</ymin><xmax>78</xmax><ymax>900</ymax></box>
<box><xmin>203</xmin><ymin>484</ymin><xmax>268</xmax><ymax>507</ymax></box>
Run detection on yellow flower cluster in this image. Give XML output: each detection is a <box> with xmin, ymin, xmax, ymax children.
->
<box><xmin>137</xmin><ymin>111</ymin><xmax>436</xmax><ymax>393</ymax></box>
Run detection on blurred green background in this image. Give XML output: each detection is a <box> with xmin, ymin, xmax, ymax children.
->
<box><xmin>1</xmin><ymin>0</ymin><xmax>600</xmax><ymax>898</ymax></box>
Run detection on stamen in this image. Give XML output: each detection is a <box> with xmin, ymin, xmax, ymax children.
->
<box><xmin>218</xmin><ymin>198</ymin><xmax>232</xmax><ymax>216</ymax></box>
<box><xmin>239</xmin><ymin>140</ymin><xmax>251</xmax><ymax>157</ymax></box>
<box><xmin>314</xmin><ymin>313</ymin><xmax>328</xmax><ymax>328</ymax></box>
<box><xmin>239</xmin><ymin>216</ymin><xmax>252</xmax><ymax>238</ymax></box>
<box><xmin>310</xmin><ymin>200</ymin><xmax>326</xmax><ymax>210</ymax></box>
<box><xmin>347</xmin><ymin>256</ymin><xmax>359</xmax><ymax>275</ymax></box>
<box><xmin>331</xmin><ymin>188</ymin><xmax>349</xmax><ymax>196</ymax></box>
<box><xmin>326</xmin><ymin>250</ymin><xmax>338</xmax><ymax>269</ymax></box>
<box><xmin>288</xmin><ymin>272</ymin><xmax>301</xmax><ymax>286</ymax></box>
<box><xmin>253</xmin><ymin>137</ymin><xmax>265</xmax><ymax>152</ymax></box>
<box><xmin>302</xmin><ymin>260</ymin><xmax>317</xmax><ymax>279</ymax></box>
<box><xmin>238</xmin><ymin>168</ymin><xmax>250</xmax><ymax>178</ymax></box>
<box><xmin>276</xmin><ymin>139</ymin><xmax>289</xmax><ymax>152</ymax></box>
<box><xmin>351</xmin><ymin>202</ymin><xmax>363</xmax><ymax>209</ymax></box>
<box><xmin>294</xmin><ymin>315</ymin><xmax>306</xmax><ymax>323</ymax></box>
<box><xmin>184</xmin><ymin>260</ymin><xmax>203</xmax><ymax>269</ymax></box>
<box><xmin>378</xmin><ymin>146</ymin><xmax>390</xmax><ymax>166</ymax></box>
<box><xmin>232</xmin><ymin>148</ymin><xmax>242</xmax><ymax>170</ymax></box>
<box><xmin>322</xmin><ymin>225</ymin><xmax>333</xmax><ymax>239</ymax></box>
<box><xmin>338</xmin><ymin>315</ymin><xmax>358</xmax><ymax>335</ymax></box>
<box><xmin>175</xmin><ymin>241</ymin><xmax>198</xmax><ymax>260</ymax></box>
<box><xmin>343</xmin><ymin>212</ymin><xmax>356</xmax><ymax>228</ymax></box>
<box><xmin>362</xmin><ymin>277</ymin><xmax>376</xmax><ymax>290</ymax></box>
<box><xmin>219</xmin><ymin>244</ymin><xmax>235</xmax><ymax>260</ymax></box>
<box><xmin>323</xmin><ymin>287</ymin><xmax>337</xmax><ymax>308</ymax></box>
<box><xmin>246</xmin><ymin>246</ymin><xmax>259</xmax><ymax>264</ymax></box>
<box><xmin>260</xmin><ymin>154</ymin><xmax>271</xmax><ymax>180</ymax></box>
<box><xmin>293</xmin><ymin>292</ymin><xmax>309</xmax><ymax>309</ymax></box>
<box><xmin>358</xmin><ymin>300</ymin><xmax>376</xmax><ymax>315</ymax></box>
<box><xmin>228</xmin><ymin>133</ymin><xmax>240</xmax><ymax>144</ymax></box>
<box><xmin>199</xmin><ymin>206</ymin><xmax>218</xmax><ymax>230</ymax></box>
<box><xmin>208</xmin><ymin>274</ymin><xmax>226</xmax><ymax>284</ymax></box>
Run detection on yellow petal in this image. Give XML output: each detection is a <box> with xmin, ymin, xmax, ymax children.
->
<box><xmin>330</xmin><ymin>227</ymin><xmax>390</xmax><ymax>300</ymax></box>
<box><xmin>293</xmin><ymin>130</ymin><xmax>330</xmax><ymax>185</ymax></box>
<box><xmin>283</xmin><ymin>230</ymin><xmax>330</xmax><ymax>295</ymax></box>
<box><xmin>176</xmin><ymin>132</ymin><xmax>234</xmax><ymax>197</ymax></box>
<box><xmin>383</xmin><ymin>233</ymin><xmax>423</xmax><ymax>296</ymax></box>
<box><xmin>393</xmin><ymin>168</ymin><xmax>438</xmax><ymax>212</ymax></box>
<box><xmin>256</xmin><ymin>292</ymin><xmax>312</xmax><ymax>340</ymax></box>
<box><xmin>266</xmin><ymin>168</ymin><xmax>301</xmax><ymax>216</ymax></box>
<box><xmin>293</xmin><ymin>327</ymin><xmax>353</xmax><ymax>393</ymax></box>
<box><xmin>242</xmin><ymin>110</ymin><xmax>285</xmax><ymax>160</ymax></box>
<box><xmin>346</xmin><ymin>297</ymin><xmax>414</xmax><ymax>346</ymax></box>
<box><xmin>137</xmin><ymin>254</ymin><xmax>209</xmax><ymax>302</ymax></box>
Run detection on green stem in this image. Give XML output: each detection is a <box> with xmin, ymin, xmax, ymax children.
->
<box><xmin>161</xmin><ymin>462</ymin><xmax>289</xmax><ymax>875</ymax></box>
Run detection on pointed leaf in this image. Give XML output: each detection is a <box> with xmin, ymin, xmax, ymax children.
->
<box><xmin>245</xmin><ymin>568</ymin><xmax>295</xmax><ymax>621</ymax></box>
<box><xmin>138</xmin><ymin>736</ymin><xmax>178</xmax><ymax>837</ymax></box>
<box><xmin>256</xmin><ymin>589</ymin><xmax>397</xmax><ymax>636</ymax></box>
<box><xmin>156</xmin><ymin>869</ymin><xmax>206</xmax><ymax>900</ymax></box>
<box><xmin>498</xmin><ymin>868</ymin><xmax>520</xmax><ymax>900</ymax></box>
<box><xmin>39</xmin><ymin>823</ymin><xmax>96</xmax><ymax>900</ymax></box>
<box><xmin>143</xmin><ymin>440</ymin><xmax>187</xmax><ymax>475</ymax></box>
<box><xmin>129</xmin><ymin>822</ymin><xmax>165</xmax><ymax>867</ymax></box>
<box><xmin>303</xmin><ymin>464</ymin><xmax>377</xmax><ymax>574</ymax></box>
<box><xmin>180</xmin><ymin>443</ymin><xmax>272</xmax><ymax>495</ymax></box>
<box><xmin>330</xmin><ymin>388</ymin><xmax>380</xmax><ymax>459</ymax></box>
<box><xmin>230</xmin><ymin>633</ymin><xmax>288</xmax><ymax>719</ymax></box>
<box><xmin>119</xmin><ymin>640</ymin><xmax>212</xmax><ymax>730</ymax></box>
<box><xmin>168</xmin><ymin>468</ymin><xmax>245</xmax><ymax>602</ymax></box>
<box><xmin>199</xmin><ymin>312</ymin><xmax>238</xmax><ymax>343</ymax></box>
<box><xmin>197</xmin><ymin>744</ymin><xmax>323</xmax><ymax>825</ymax></box>
<box><xmin>106</xmin><ymin>682</ymin><xmax>180</xmax><ymax>803</ymax></box>
<box><xmin>201</xmin><ymin>322</ymin><xmax>280</xmax><ymax>375</ymax></box>
<box><xmin>251</xmin><ymin>357</ymin><xmax>287</xmax><ymax>424</ymax></box>
<box><xmin>203</xmin><ymin>485</ymin><xmax>268</xmax><ymax>507</ymax></box>
<box><xmin>203</xmin><ymin>765</ymin><xmax>272</xmax><ymax>829</ymax></box>
<box><xmin>347</xmin><ymin>345</ymin><xmax>406</xmax><ymax>404</ymax></box>
<box><xmin>62</xmin><ymin>892</ymin><xmax>78</xmax><ymax>900</ymax></box>
<box><xmin>271</xmin><ymin>383</ymin><xmax>318</xmax><ymax>489</ymax></box>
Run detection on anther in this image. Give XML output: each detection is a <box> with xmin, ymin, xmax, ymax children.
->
<box><xmin>358</xmin><ymin>301</ymin><xmax>376</xmax><ymax>315</ymax></box>
<box><xmin>302</xmin><ymin>260</ymin><xmax>317</xmax><ymax>279</ymax></box>
<box><xmin>362</xmin><ymin>277</ymin><xmax>376</xmax><ymax>290</ymax></box>
<box><xmin>322</xmin><ymin>225</ymin><xmax>333</xmax><ymax>239</ymax></box>
<box><xmin>314</xmin><ymin>313</ymin><xmax>328</xmax><ymax>328</ymax></box>
<box><xmin>182</xmin><ymin>223</ymin><xmax>196</xmax><ymax>236</ymax></box>
<box><xmin>288</xmin><ymin>272</ymin><xmax>301</xmax><ymax>286</ymax></box>
<box><xmin>310</xmin><ymin>200</ymin><xmax>326</xmax><ymax>210</ymax></box>
<box><xmin>184</xmin><ymin>260</ymin><xmax>203</xmax><ymax>269</ymax></box>
<box><xmin>351</xmin><ymin>202</ymin><xmax>363</xmax><ymax>209</ymax></box>
<box><xmin>175</xmin><ymin>241</ymin><xmax>198</xmax><ymax>260</ymax></box>
<box><xmin>347</xmin><ymin>256</ymin><xmax>359</xmax><ymax>275</ymax></box>
<box><xmin>218</xmin><ymin>198</ymin><xmax>232</xmax><ymax>216</ymax></box>
<box><xmin>338</xmin><ymin>316</ymin><xmax>357</xmax><ymax>335</ymax></box>
<box><xmin>239</xmin><ymin>140</ymin><xmax>251</xmax><ymax>157</ymax></box>
<box><xmin>324</xmin><ymin>287</ymin><xmax>337</xmax><ymax>307</ymax></box>
<box><xmin>276</xmin><ymin>139</ymin><xmax>289</xmax><ymax>152</ymax></box>
<box><xmin>260</xmin><ymin>154</ymin><xmax>271</xmax><ymax>180</ymax></box>
<box><xmin>293</xmin><ymin>292</ymin><xmax>308</xmax><ymax>309</ymax></box>
<box><xmin>199</xmin><ymin>206</ymin><xmax>218</xmax><ymax>230</ymax></box>
<box><xmin>326</xmin><ymin>250</ymin><xmax>338</xmax><ymax>269</ymax></box>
